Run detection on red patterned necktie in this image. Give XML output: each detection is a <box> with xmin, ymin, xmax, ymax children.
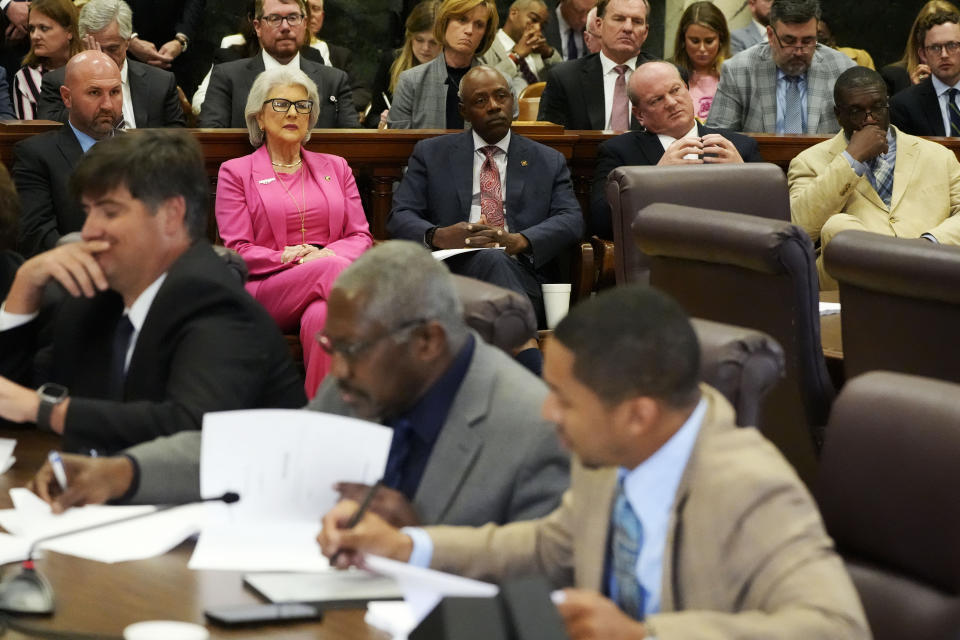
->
<box><xmin>479</xmin><ymin>145</ymin><xmax>505</xmax><ymax>228</ymax></box>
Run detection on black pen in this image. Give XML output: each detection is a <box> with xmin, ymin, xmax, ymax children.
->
<box><xmin>329</xmin><ymin>480</ymin><xmax>383</xmax><ymax>566</ymax></box>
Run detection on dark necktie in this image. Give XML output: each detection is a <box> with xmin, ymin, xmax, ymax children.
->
<box><xmin>108</xmin><ymin>315</ymin><xmax>135</xmax><ymax>400</ymax></box>
<box><xmin>948</xmin><ymin>88</ymin><xmax>960</xmax><ymax>136</ymax></box>
<box><xmin>383</xmin><ymin>418</ymin><xmax>414</xmax><ymax>495</ymax></box>
<box><xmin>566</xmin><ymin>27</ymin><xmax>578</xmax><ymax>60</ymax></box>
<box><xmin>516</xmin><ymin>56</ymin><xmax>539</xmax><ymax>85</ymax></box>
<box><xmin>782</xmin><ymin>75</ymin><xmax>803</xmax><ymax>134</ymax></box>
<box><xmin>611</xmin><ymin>480</ymin><xmax>644</xmax><ymax>619</ymax></box>
<box><xmin>479</xmin><ymin>146</ymin><xmax>505</xmax><ymax>228</ymax></box>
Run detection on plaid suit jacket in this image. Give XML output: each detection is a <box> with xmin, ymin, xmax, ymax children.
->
<box><xmin>426</xmin><ymin>384</ymin><xmax>870</xmax><ymax>639</ymax></box>
<box><xmin>707</xmin><ymin>43</ymin><xmax>855</xmax><ymax>134</ymax></box>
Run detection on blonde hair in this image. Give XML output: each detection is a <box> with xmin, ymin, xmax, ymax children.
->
<box><xmin>389</xmin><ymin>0</ymin><xmax>440</xmax><ymax>93</ymax></box>
<box><xmin>433</xmin><ymin>0</ymin><xmax>499</xmax><ymax>57</ymax></box>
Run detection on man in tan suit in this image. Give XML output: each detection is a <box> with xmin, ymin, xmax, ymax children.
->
<box><xmin>320</xmin><ymin>286</ymin><xmax>869</xmax><ymax>640</ymax></box>
<box><xmin>790</xmin><ymin>66</ymin><xmax>960</xmax><ymax>288</ymax></box>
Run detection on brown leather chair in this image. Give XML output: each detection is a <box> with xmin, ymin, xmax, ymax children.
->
<box><xmin>824</xmin><ymin>230</ymin><xmax>960</xmax><ymax>383</ymax></box>
<box><xmin>635</xmin><ymin>202</ymin><xmax>832</xmax><ymax>485</ymax></box>
<box><xmin>601</xmin><ymin>163</ymin><xmax>789</xmax><ymax>286</ymax></box>
<box><xmin>816</xmin><ymin>371</ymin><xmax>960</xmax><ymax>640</ymax></box>
<box><xmin>690</xmin><ymin>318</ymin><xmax>784</xmax><ymax>428</ymax></box>
<box><xmin>452</xmin><ymin>274</ymin><xmax>537</xmax><ymax>353</ymax></box>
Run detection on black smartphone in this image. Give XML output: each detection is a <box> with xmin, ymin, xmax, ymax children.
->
<box><xmin>204</xmin><ymin>602</ymin><xmax>323</xmax><ymax>627</ymax></box>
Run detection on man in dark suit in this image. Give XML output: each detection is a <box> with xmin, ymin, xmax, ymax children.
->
<box><xmin>890</xmin><ymin>9</ymin><xmax>960</xmax><ymax>137</ymax></box>
<box><xmin>0</xmin><ymin>130</ymin><xmax>305</xmax><ymax>455</ymax></box>
<box><xmin>388</xmin><ymin>65</ymin><xmax>583</xmax><ymax>326</ymax></box>
<box><xmin>590</xmin><ymin>61</ymin><xmax>763</xmax><ymax>238</ymax></box>
<box><xmin>126</xmin><ymin>0</ymin><xmax>206</xmax><ymax>94</ymax></box>
<box><xmin>13</xmin><ymin>52</ymin><xmax>123</xmax><ymax>258</ymax></box>
<box><xmin>544</xmin><ymin>0</ymin><xmax>596</xmax><ymax>60</ymax></box>
<box><xmin>306</xmin><ymin>0</ymin><xmax>370</xmax><ymax>111</ymax></box>
<box><xmin>538</xmin><ymin>0</ymin><xmax>655</xmax><ymax>130</ymax></box>
<box><xmin>198</xmin><ymin>0</ymin><xmax>356</xmax><ymax>128</ymax></box>
<box><xmin>36</xmin><ymin>0</ymin><xmax>185</xmax><ymax>128</ymax></box>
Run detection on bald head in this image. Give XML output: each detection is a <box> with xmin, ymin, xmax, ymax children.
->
<box><xmin>628</xmin><ymin>61</ymin><xmax>695</xmax><ymax>138</ymax></box>
<box><xmin>459</xmin><ymin>66</ymin><xmax>513</xmax><ymax>144</ymax></box>
<box><xmin>61</xmin><ymin>51</ymin><xmax>123</xmax><ymax>140</ymax></box>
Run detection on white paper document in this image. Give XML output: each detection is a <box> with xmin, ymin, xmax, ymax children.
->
<box><xmin>0</xmin><ymin>488</ymin><xmax>202</xmax><ymax>563</ymax></box>
<box><xmin>0</xmin><ymin>438</ymin><xmax>16</xmax><ymax>475</ymax></box>
<box><xmin>819</xmin><ymin>301</ymin><xmax>841</xmax><ymax>316</ymax></box>
<box><xmin>364</xmin><ymin>554</ymin><xmax>499</xmax><ymax>625</ymax></box>
<box><xmin>189</xmin><ymin>410</ymin><xmax>392</xmax><ymax>571</ymax></box>
<box><xmin>432</xmin><ymin>247</ymin><xmax>506</xmax><ymax>261</ymax></box>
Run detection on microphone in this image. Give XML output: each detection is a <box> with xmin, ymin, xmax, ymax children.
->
<box><xmin>0</xmin><ymin>491</ymin><xmax>240</xmax><ymax>615</ymax></box>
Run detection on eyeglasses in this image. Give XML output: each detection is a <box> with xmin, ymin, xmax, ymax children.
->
<box><xmin>924</xmin><ymin>41</ymin><xmax>960</xmax><ymax>56</ymax></box>
<box><xmin>263</xmin><ymin>98</ymin><xmax>314</xmax><ymax>114</ymax></box>
<box><xmin>258</xmin><ymin>13</ymin><xmax>305</xmax><ymax>27</ymax></box>
<box><xmin>772</xmin><ymin>30</ymin><xmax>817</xmax><ymax>51</ymax></box>
<box><xmin>841</xmin><ymin>103</ymin><xmax>889</xmax><ymax>124</ymax></box>
<box><xmin>317</xmin><ymin>318</ymin><xmax>427</xmax><ymax>361</ymax></box>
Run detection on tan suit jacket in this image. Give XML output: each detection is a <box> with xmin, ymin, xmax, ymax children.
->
<box><xmin>789</xmin><ymin>127</ymin><xmax>960</xmax><ymax>287</ymax></box>
<box><xmin>426</xmin><ymin>385</ymin><xmax>869</xmax><ymax>639</ymax></box>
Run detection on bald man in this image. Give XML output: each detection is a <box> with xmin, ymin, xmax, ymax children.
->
<box><xmin>12</xmin><ymin>51</ymin><xmax>124</xmax><ymax>257</ymax></box>
<box><xmin>589</xmin><ymin>61</ymin><xmax>762</xmax><ymax>238</ymax></box>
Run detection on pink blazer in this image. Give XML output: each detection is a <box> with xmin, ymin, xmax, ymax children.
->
<box><xmin>215</xmin><ymin>145</ymin><xmax>373</xmax><ymax>295</ymax></box>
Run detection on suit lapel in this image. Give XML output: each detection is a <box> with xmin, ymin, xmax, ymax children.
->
<box><xmin>55</xmin><ymin>124</ymin><xmax>84</xmax><ymax>167</ymax></box>
<box><xmin>583</xmin><ymin>56</ymin><xmax>606</xmax><ymax>129</ymax></box>
<box><xmin>634</xmin><ymin>130</ymin><xmax>666</xmax><ymax>164</ymax></box>
<box><xmin>251</xmin><ymin>145</ymin><xmax>290</xmax><ymax>246</ymax></box>
<box><xmin>805</xmin><ymin>50</ymin><xmax>829</xmax><ymax>133</ymax></box>
<box><xmin>890</xmin><ymin>128</ymin><xmax>919</xmax><ymax>212</ymax></box>
<box><xmin>451</xmin><ymin>131</ymin><xmax>474</xmax><ymax>218</ymax></box>
<box><xmin>921</xmin><ymin>80</ymin><xmax>946</xmax><ymax>136</ymax></box>
<box><xmin>504</xmin><ymin>134</ymin><xmax>527</xmax><ymax>228</ymax></box>
<box><xmin>757</xmin><ymin>52</ymin><xmax>778</xmax><ymax>133</ymax></box>
<box><xmin>414</xmin><ymin>339</ymin><xmax>491</xmax><ymax>523</ymax></box>
<box><xmin>126</xmin><ymin>61</ymin><xmax>149</xmax><ymax>128</ymax></box>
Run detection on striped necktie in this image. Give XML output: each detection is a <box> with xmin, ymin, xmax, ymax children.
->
<box><xmin>948</xmin><ymin>88</ymin><xmax>960</xmax><ymax>136</ymax></box>
<box><xmin>610</xmin><ymin>480</ymin><xmax>644</xmax><ymax>619</ymax></box>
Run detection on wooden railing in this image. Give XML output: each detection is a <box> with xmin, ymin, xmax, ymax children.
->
<box><xmin>4</xmin><ymin>122</ymin><xmax>960</xmax><ymax>240</ymax></box>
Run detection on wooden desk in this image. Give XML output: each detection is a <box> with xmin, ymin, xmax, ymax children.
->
<box><xmin>819</xmin><ymin>290</ymin><xmax>842</xmax><ymax>360</ymax></box>
<box><xmin>0</xmin><ymin>429</ymin><xmax>386</xmax><ymax>640</ymax></box>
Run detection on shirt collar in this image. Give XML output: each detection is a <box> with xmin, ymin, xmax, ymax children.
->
<box><xmin>621</xmin><ymin>396</ymin><xmax>707</xmax><ymax>524</ymax></box>
<box><xmin>119</xmin><ymin>59</ymin><xmax>128</xmax><ymax>84</ymax></box>
<box><xmin>656</xmin><ymin>121</ymin><xmax>698</xmax><ymax>150</ymax></box>
<box><xmin>263</xmin><ymin>50</ymin><xmax>301</xmax><ymax>70</ymax></box>
<box><xmin>600</xmin><ymin>51</ymin><xmax>639</xmax><ymax>74</ymax></box>
<box><xmin>387</xmin><ymin>334</ymin><xmax>476</xmax><ymax>444</ymax></box>
<box><xmin>496</xmin><ymin>28</ymin><xmax>515</xmax><ymax>50</ymax></box>
<box><xmin>777</xmin><ymin>67</ymin><xmax>806</xmax><ymax>83</ymax></box>
<box><xmin>125</xmin><ymin>273</ymin><xmax>167</xmax><ymax>334</ymax></box>
<box><xmin>472</xmin><ymin>129</ymin><xmax>511</xmax><ymax>153</ymax></box>
<box><xmin>932</xmin><ymin>73</ymin><xmax>960</xmax><ymax>96</ymax></box>
<box><xmin>67</xmin><ymin>121</ymin><xmax>99</xmax><ymax>153</ymax></box>
<box><xmin>752</xmin><ymin>19</ymin><xmax>767</xmax><ymax>39</ymax></box>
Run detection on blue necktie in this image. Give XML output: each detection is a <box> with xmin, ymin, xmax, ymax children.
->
<box><xmin>108</xmin><ymin>315</ymin><xmax>134</xmax><ymax>400</ymax></box>
<box><xmin>383</xmin><ymin>419</ymin><xmax>414</xmax><ymax>495</ymax></box>
<box><xmin>566</xmin><ymin>28</ymin><xmax>578</xmax><ymax>60</ymax></box>
<box><xmin>783</xmin><ymin>75</ymin><xmax>803</xmax><ymax>134</ymax></box>
<box><xmin>611</xmin><ymin>480</ymin><xmax>644</xmax><ymax>619</ymax></box>
<box><xmin>948</xmin><ymin>88</ymin><xmax>960</xmax><ymax>136</ymax></box>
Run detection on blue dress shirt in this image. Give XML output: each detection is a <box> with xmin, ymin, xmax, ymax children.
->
<box><xmin>775</xmin><ymin>69</ymin><xmax>808</xmax><ymax>134</ymax></box>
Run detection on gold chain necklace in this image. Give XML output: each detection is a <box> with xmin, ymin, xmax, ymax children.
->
<box><xmin>273</xmin><ymin>164</ymin><xmax>307</xmax><ymax>244</ymax></box>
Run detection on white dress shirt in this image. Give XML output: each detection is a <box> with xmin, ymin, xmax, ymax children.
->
<box><xmin>555</xmin><ymin>6</ymin><xmax>585</xmax><ymax>60</ymax></box>
<box><xmin>656</xmin><ymin>122</ymin><xmax>700</xmax><ymax>160</ymax></box>
<box><xmin>600</xmin><ymin>52</ymin><xmax>638</xmax><ymax>131</ymax></box>
<box><xmin>119</xmin><ymin>60</ymin><xmax>136</xmax><ymax>129</ymax></box>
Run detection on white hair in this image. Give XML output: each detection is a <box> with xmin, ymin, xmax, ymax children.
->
<box><xmin>244</xmin><ymin>67</ymin><xmax>321</xmax><ymax>147</ymax></box>
<box><xmin>78</xmin><ymin>0</ymin><xmax>133</xmax><ymax>39</ymax></box>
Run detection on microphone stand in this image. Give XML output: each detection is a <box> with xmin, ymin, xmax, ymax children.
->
<box><xmin>0</xmin><ymin>492</ymin><xmax>240</xmax><ymax>615</ymax></box>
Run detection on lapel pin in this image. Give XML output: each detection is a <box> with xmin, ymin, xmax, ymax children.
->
<box><xmin>521</xmin><ymin>160</ymin><xmax>528</xmax><ymax>166</ymax></box>
<box><xmin>329</xmin><ymin>95</ymin><xmax>337</xmax><ymax>103</ymax></box>
<box><xmin>258</xmin><ymin>177</ymin><xmax>276</xmax><ymax>185</ymax></box>
<box><xmin>324</xmin><ymin>175</ymin><xmax>331</xmax><ymax>181</ymax></box>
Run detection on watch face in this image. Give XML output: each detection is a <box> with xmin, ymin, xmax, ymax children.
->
<box><xmin>38</xmin><ymin>383</ymin><xmax>69</xmax><ymax>403</ymax></box>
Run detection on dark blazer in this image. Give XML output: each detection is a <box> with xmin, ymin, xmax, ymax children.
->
<box><xmin>388</xmin><ymin>130</ymin><xmax>584</xmax><ymax>273</ymax></box>
<box><xmin>127</xmin><ymin>0</ymin><xmax>205</xmax><ymax>43</ymax></box>
<box><xmin>11</xmin><ymin>124</ymin><xmax>84</xmax><ymax>257</ymax></box>
<box><xmin>889</xmin><ymin>77</ymin><xmax>947</xmax><ymax>137</ymax></box>
<box><xmin>543</xmin><ymin>11</ymin><xmax>562</xmax><ymax>57</ymax></box>
<box><xmin>0</xmin><ymin>67</ymin><xmax>14</xmax><ymax>120</ymax></box>
<box><xmin>537</xmin><ymin>52</ymin><xmax>657</xmax><ymax>130</ymax></box>
<box><xmin>589</xmin><ymin>123</ymin><xmax>763</xmax><ymax>238</ymax></box>
<box><xmin>364</xmin><ymin>48</ymin><xmax>395</xmax><ymax>128</ymax></box>
<box><xmin>879</xmin><ymin>63</ymin><xmax>911</xmax><ymax>98</ymax></box>
<box><xmin>0</xmin><ymin>250</ymin><xmax>21</xmax><ymax>301</ymax></box>
<box><xmin>0</xmin><ymin>242</ymin><xmax>306</xmax><ymax>454</ymax></box>
<box><xmin>198</xmin><ymin>55</ymin><xmax>358</xmax><ymax>128</ymax></box>
<box><xmin>37</xmin><ymin>59</ymin><xmax>185</xmax><ymax>127</ymax></box>
<box><xmin>325</xmin><ymin>43</ymin><xmax>370</xmax><ymax>110</ymax></box>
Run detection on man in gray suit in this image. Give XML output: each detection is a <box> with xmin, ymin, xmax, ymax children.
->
<box><xmin>729</xmin><ymin>0</ymin><xmax>771</xmax><ymax>55</ymax></box>
<box><xmin>197</xmin><ymin>0</ymin><xmax>357</xmax><ymax>128</ymax></box>
<box><xmin>706</xmin><ymin>0</ymin><xmax>854</xmax><ymax>134</ymax></box>
<box><xmin>481</xmin><ymin>0</ymin><xmax>562</xmax><ymax>94</ymax></box>
<box><xmin>31</xmin><ymin>242</ymin><xmax>569</xmax><ymax>529</ymax></box>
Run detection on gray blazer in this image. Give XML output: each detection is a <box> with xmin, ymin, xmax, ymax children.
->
<box><xmin>729</xmin><ymin>23</ymin><xmax>764</xmax><ymax>56</ymax></box>
<box><xmin>127</xmin><ymin>338</ymin><xmax>569</xmax><ymax>527</ymax></box>
<box><xmin>480</xmin><ymin>30</ymin><xmax>562</xmax><ymax>94</ymax></box>
<box><xmin>706</xmin><ymin>43</ymin><xmax>855</xmax><ymax>134</ymax></box>
<box><xmin>388</xmin><ymin>53</ymin><xmax>479</xmax><ymax>130</ymax></box>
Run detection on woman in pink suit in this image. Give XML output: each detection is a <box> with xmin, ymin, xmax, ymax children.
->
<box><xmin>216</xmin><ymin>67</ymin><xmax>373</xmax><ymax>397</ymax></box>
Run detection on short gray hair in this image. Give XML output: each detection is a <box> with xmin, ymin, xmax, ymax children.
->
<box><xmin>244</xmin><ymin>67</ymin><xmax>321</xmax><ymax>147</ymax></box>
<box><xmin>78</xmin><ymin>0</ymin><xmax>133</xmax><ymax>39</ymax></box>
<box><xmin>333</xmin><ymin>241</ymin><xmax>468</xmax><ymax>346</ymax></box>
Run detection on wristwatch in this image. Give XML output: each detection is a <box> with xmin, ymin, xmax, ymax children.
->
<box><xmin>36</xmin><ymin>383</ymin><xmax>69</xmax><ymax>431</ymax></box>
<box><xmin>174</xmin><ymin>33</ymin><xmax>189</xmax><ymax>52</ymax></box>
<box><xmin>424</xmin><ymin>226</ymin><xmax>439</xmax><ymax>249</ymax></box>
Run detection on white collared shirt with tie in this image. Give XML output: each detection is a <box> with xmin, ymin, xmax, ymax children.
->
<box><xmin>470</xmin><ymin>129</ymin><xmax>511</xmax><ymax>231</ymax></box>
<box><xmin>600</xmin><ymin>53</ymin><xmax>638</xmax><ymax>131</ymax></box>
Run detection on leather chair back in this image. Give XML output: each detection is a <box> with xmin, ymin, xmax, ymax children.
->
<box><xmin>635</xmin><ymin>203</ymin><xmax>832</xmax><ymax>485</ymax></box>
<box><xmin>452</xmin><ymin>274</ymin><xmax>537</xmax><ymax>353</ymax></box>
<box><xmin>605</xmin><ymin>163</ymin><xmax>789</xmax><ymax>285</ymax></box>
<box><xmin>690</xmin><ymin>318</ymin><xmax>784</xmax><ymax>428</ymax></box>
<box><xmin>816</xmin><ymin>371</ymin><xmax>960</xmax><ymax>640</ymax></box>
<box><xmin>825</xmin><ymin>230</ymin><xmax>960</xmax><ymax>383</ymax></box>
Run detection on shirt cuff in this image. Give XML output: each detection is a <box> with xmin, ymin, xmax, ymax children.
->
<box><xmin>0</xmin><ymin>302</ymin><xmax>38</xmax><ymax>331</ymax></box>
<box><xmin>841</xmin><ymin>150</ymin><xmax>869</xmax><ymax>177</ymax></box>
<box><xmin>401</xmin><ymin>526</ymin><xmax>434</xmax><ymax>568</ymax></box>
<box><xmin>921</xmin><ymin>232</ymin><xmax>939</xmax><ymax>243</ymax></box>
